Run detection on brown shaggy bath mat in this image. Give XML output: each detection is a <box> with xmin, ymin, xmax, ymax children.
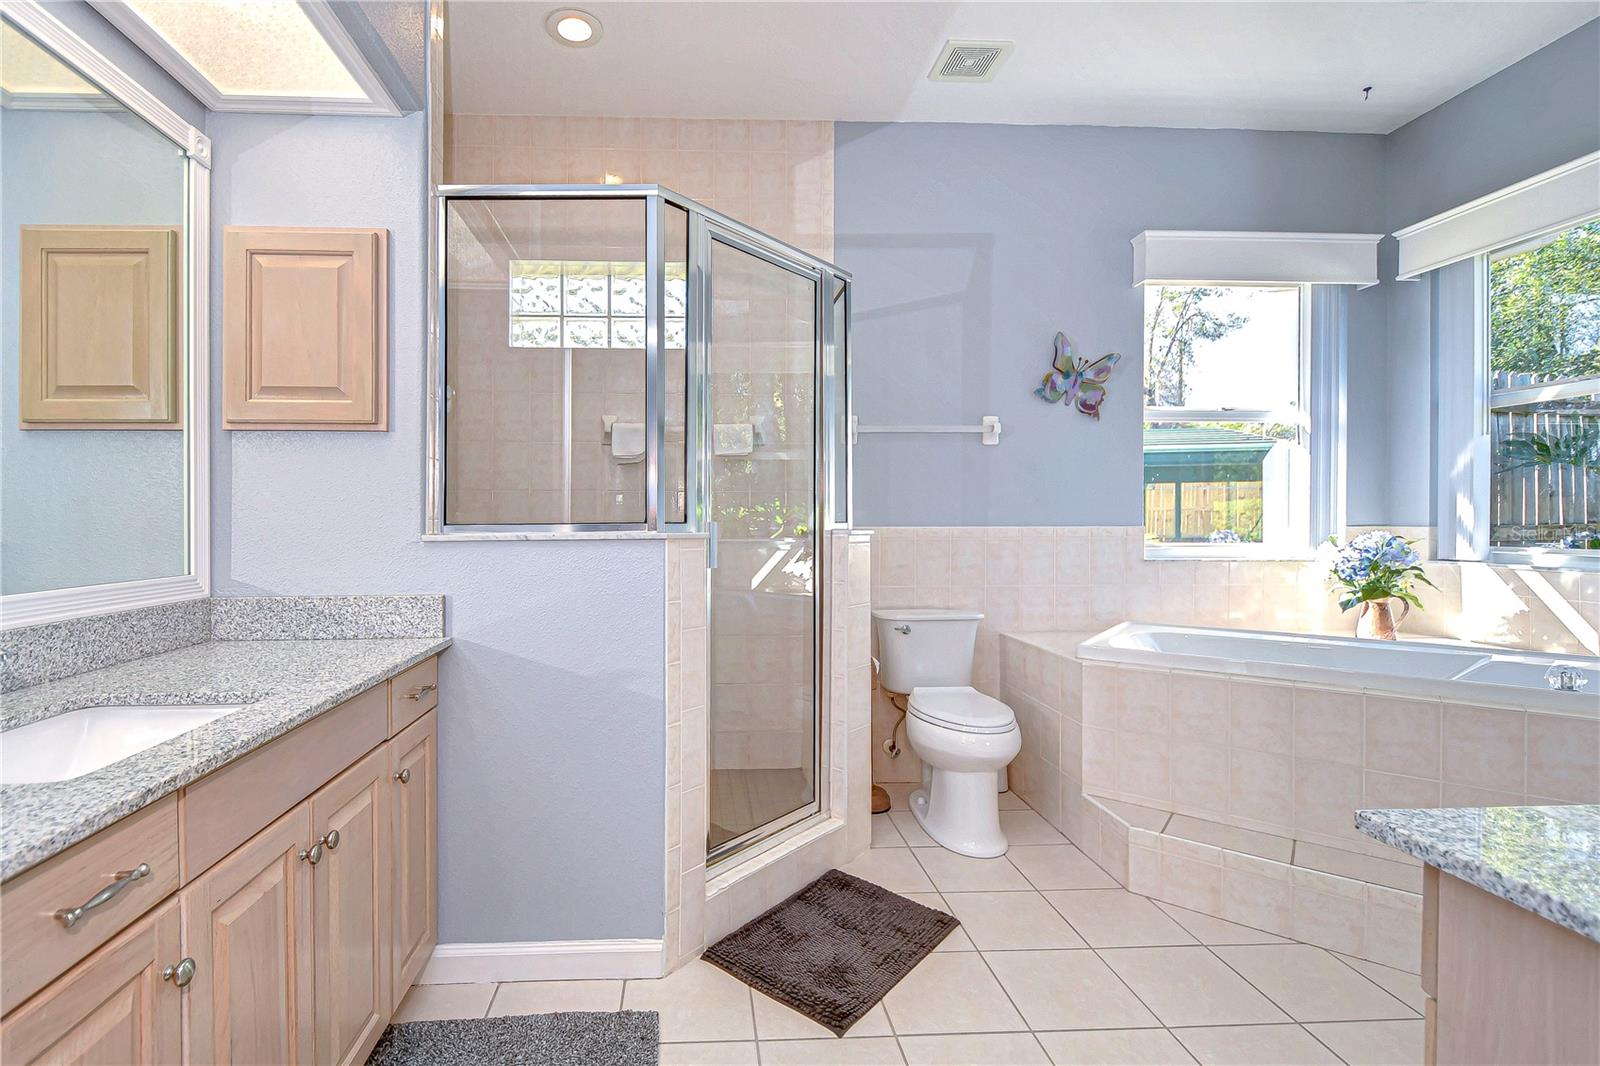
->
<box><xmin>702</xmin><ymin>868</ymin><xmax>959</xmax><ymax>1035</ymax></box>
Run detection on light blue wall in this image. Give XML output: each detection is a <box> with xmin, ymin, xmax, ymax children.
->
<box><xmin>1380</xmin><ymin>18</ymin><xmax>1600</xmax><ymax>526</ymax></box>
<box><xmin>838</xmin><ymin>19</ymin><xmax>1600</xmax><ymax>530</ymax></box>
<box><xmin>206</xmin><ymin>112</ymin><xmax>666</xmax><ymax>943</ymax></box>
<box><xmin>835</xmin><ymin>122</ymin><xmax>1388</xmax><ymax>527</ymax></box>
<box><xmin>0</xmin><ymin>108</ymin><xmax>188</xmax><ymax>593</ymax></box>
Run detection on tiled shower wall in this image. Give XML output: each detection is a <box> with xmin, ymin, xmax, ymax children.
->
<box><xmin>870</xmin><ymin>525</ymin><xmax>1600</xmax><ymax>785</ymax></box>
<box><xmin>445</xmin><ymin>115</ymin><xmax>834</xmax><ymax>262</ymax></box>
<box><xmin>664</xmin><ymin>536</ymin><xmax>710</xmax><ymax>972</ymax></box>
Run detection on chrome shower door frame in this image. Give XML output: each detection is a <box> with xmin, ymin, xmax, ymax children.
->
<box><xmin>428</xmin><ymin>184</ymin><xmax>853</xmax><ymax>865</ymax></box>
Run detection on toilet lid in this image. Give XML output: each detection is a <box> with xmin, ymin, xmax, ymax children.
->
<box><xmin>908</xmin><ymin>686</ymin><xmax>1017</xmax><ymax>734</ymax></box>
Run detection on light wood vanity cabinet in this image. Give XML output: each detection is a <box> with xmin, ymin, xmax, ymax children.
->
<box><xmin>0</xmin><ymin>656</ymin><xmax>441</xmax><ymax>1066</ymax></box>
<box><xmin>183</xmin><ymin>802</ymin><xmax>315</xmax><ymax>1066</ymax></box>
<box><xmin>310</xmin><ymin>745</ymin><xmax>391</xmax><ymax>1066</ymax></box>
<box><xmin>389</xmin><ymin>710</ymin><xmax>438</xmax><ymax>1003</ymax></box>
<box><xmin>0</xmin><ymin>898</ymin><xmax>183</xmax><ymax>1066</ymax></box>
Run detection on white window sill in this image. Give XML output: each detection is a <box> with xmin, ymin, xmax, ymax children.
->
<box><xmin>1485</xmin><ymin>548</ymin><xmax>1600</xmax><ymax>572</ymax></box>
<box><xmin>422</xmin><ymin>530</ymin><xmax>707</xmax><ymax>542</ymax></box>
<box><xmin>1144</xmin><ymin>544</ymin><xmax>1316</xmax><ymax>562</ymax></box>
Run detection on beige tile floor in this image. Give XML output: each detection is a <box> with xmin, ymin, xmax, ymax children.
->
<box><xmin>394</xmin><ymin>797</ymin><xmax>1425</xmax><ymax>1065</ymax></box>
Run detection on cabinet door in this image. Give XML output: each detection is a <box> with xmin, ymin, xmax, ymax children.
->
<box><xmin>182</xmin><ymin>802</ymin><xmax>315</xmax><ymax>1066</ymax></box>
<box><xmin>389</xmin><ymin>709</ymin><xmax>438</xmax><ymax>1003</ymax></box>
<box><xmin>310</xmin><ymin>746</ymin><xmax>391</xmax><ymax>1066</ymax></box>
<box><xmin>0</xmin><ymin>897</ymin><xmax>183</xmax><ymax>1065</ymax></box>
<box><xmin>222</xmin><ymin>226</ymin><xmax>387</xmax><ymax>429</ymax></box>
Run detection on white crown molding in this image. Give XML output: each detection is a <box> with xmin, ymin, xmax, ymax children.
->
<box><xmin>1131</xmin><ymin>230</ymin><xmax>1382</xmax><ymax>288</ymax></box>
<box><xmin>418</xmin><ymin>939</ymin><xmax>665</xmax><ymax>983</ymax></box>
<box><xmin>1394</xmin><ymin>152</ymin><xmax>1600</xmax><ymax>279</ymax></box>
<box><xmin>0</xmin><ymin>87</ymin><xmax>123</xmax><ymax>111</ymax></box>
<box><xmin>88</xmin><ymin>0</ymin><xmax>399</xmax><ymax>116</ymax></box>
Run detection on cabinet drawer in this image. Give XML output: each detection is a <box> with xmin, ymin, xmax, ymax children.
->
<box><xmin>183</xmin><ymin>684</ymin><xmax>388</xmax><ymax>878</ymax></box>
<box><xmin>1</xmin><ymin>794</ymin><xmax>180</xmax><ymax>1015</ymax></box>
<box><xmin>0</xmin><ymin>896</ymin><xmax>183</xmax><ymax>1065</ymax></box>
<box><xmin>389</xmin><ymin>657</ymin><xmax>437</xmax><ymax>735</ymax></box>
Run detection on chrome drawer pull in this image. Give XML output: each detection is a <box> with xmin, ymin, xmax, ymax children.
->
<box><xmin>394</xmin><ymin>768</ymin><xmax>411</xmax><ymax>784</ymax></box>
<box><xmin>403</xmin><ymin>683</ymin><xmax>437</xmax><ymax>702</ymax></box>
<box><xmin>56</xmin><ymin>863</ymin><xmax>151</xmax><ymax>928</ymax></box>
<box><xmin>162</xmin><ymin>957</ymin><xmax>196</xmax><ymax>988</ymax></box>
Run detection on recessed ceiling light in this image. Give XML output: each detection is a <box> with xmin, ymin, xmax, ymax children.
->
<box><xmin>546</xmin><ymin>9</ymin><xmax>601</xmax><ymax>47</ymax></box>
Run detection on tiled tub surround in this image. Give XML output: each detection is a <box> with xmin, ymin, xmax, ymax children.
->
<box><xmin>1358</xmin><ymin>805</ymin><xmax>1600</xmax><ymax>943</ymax></box>
<box><xmin>868</xmin><ymin>524</ymin><xmax>1600</xmax><ymax>788</ymax></box>
<box><xmin>994</xmin><ymin>630</ymin><xmax>1600</xmax><ymax>972</ymax></box>
<box><xmin>0</xmin><ymin>633</ymin><xmax>451</xmax><ymax>880</ymax></box>
<box><xmin>1</xmin><ymin>594</ymin><xmax>447</xmax><ymax>693</ymax></box>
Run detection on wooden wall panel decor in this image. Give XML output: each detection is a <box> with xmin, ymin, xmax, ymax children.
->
<box><xmin>18</xmin><ymin>225</ymin><xmax>181</xmax><ymax>428</ymax></box>
<box><xmin>223</xmin><ymin>227</ymin><xmax>388</xmax><ymax>430</ymax></box>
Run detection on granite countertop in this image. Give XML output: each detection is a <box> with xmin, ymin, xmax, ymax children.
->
<box><xmin>1356</xmin><ymin>805</ymin><xmax>1600</xmax><ymax>943</ymax></box>
<box><xmin>0</xmin><ymin>636</ymin><xmax>450</xmax><ymax>881</ymax></box>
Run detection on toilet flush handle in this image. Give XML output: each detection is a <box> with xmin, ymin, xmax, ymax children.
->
<box><xmin>893</xmin><ymin>624</ymin><xmax>910</xmax><ymax>634</ymax></box>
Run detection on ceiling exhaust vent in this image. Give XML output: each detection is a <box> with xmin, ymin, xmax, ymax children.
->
<box><xmin>928</xmin><ymin>39</ymin><xmax>1014</xmax><ymax>83</ymax></box>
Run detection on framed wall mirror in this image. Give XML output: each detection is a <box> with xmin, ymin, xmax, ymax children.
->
<box><xmin>0</xmin><ymin>0</ymin><xmax>210</xmax><ymax>628</ymax></box>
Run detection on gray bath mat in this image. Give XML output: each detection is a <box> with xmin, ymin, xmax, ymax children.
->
<box><xmin>366</xmin><ymin>1010</ymin><xmax>659</xmax><ymax>1066</ymax></box>
<box><xmin>703</xmin><ymin>868</ymin><xmax>959</xmax><ymax>1035</ymax></box>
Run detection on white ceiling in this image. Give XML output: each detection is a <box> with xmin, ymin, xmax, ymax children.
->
<box><xmin>443</xmin><ymin>1</ymin><xmax>1597</xmax><ymax>134</ymax></box>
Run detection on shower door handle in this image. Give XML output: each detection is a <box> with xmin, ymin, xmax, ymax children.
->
<box><xmin>707</xmin><ymin>521</ymin><xmax>719</xmax><ymax>570</ymax></box>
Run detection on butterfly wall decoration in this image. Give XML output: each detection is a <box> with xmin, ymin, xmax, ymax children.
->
<box><xmin>1034</xmin><ymin>332</ymin><xmax>1120</xmax><ymax>420</ymax></box>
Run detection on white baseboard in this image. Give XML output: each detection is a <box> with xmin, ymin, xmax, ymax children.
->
<box><xmin>418</xmin><ymin>938</ymin><xmax>664</xmax><ymax>984</ymax></box>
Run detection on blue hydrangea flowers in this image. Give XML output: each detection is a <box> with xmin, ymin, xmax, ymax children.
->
<box><xmin>1328</xmin><ymin>530</ymin><xmax>1434</xmax><ymax>613</ymax></box>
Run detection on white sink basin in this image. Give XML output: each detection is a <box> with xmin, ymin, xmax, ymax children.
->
<box><xmin>0</xmin><ymin>704</ymin><xmax>245</xmax><ymax>785</ymax></box>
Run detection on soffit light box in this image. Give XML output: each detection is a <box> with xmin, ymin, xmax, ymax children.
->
<box><xmin>0</xmin><ymin>21</ymin><xmax>112</xmax><ymax>109</ymax></box>
<box><xmin>90</xmin><ymin>0</ymin><xmax>399</xmax><ymax>115</ymax></box>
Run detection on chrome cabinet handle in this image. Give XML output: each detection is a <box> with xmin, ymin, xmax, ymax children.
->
<box><xmin>403</xmin><ymin>683</ymin><xmax>437</xmax><ymax>702</ymax></box>
<box><xmin>56</xmin><ymin>863</ymin><xmax>151</xmax><ymax>928</ymax></box>
<box><xmin>394</xmin><ymin>768</ymin><xmax>411</xmax><ymax>784</ymax></box>
<box><xmin>299</xmin><ymin>843</ymin><xmax>324</xmax><ymax>865</ymax></box>
<box><xmin>162</xmin><ymin>957</ymin><xmax>196</xmax><ymax>988</ymax></box>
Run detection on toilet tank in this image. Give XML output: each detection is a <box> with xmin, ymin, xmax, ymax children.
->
<box><xmin>872</xmin><ymin>609</ymin><xmax>984</xmax><ymax>694</ymax></box>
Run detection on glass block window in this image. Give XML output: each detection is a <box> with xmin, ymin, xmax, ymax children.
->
<box><xmin>510</xmin><ymin>259</ymin><xmax>687</xmax><ymax>350</ymax></box>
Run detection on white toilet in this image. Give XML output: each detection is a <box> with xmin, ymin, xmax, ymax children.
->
<box><xmin>872</xmin><ymin>609</ymin><xmax>1022</xmax><ymax>858</ymax></box>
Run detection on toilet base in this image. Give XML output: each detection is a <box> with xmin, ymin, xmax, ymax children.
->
<box><xmin>910</xmin><ymin>770</ymin><xmax>1007</xmax><ymax>858</ymax></box>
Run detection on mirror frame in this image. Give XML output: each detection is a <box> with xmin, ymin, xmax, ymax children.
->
<box><xmin>0</xmin><ymin>0</ymin><xmax>211</xmax><ymax>629</ymax></box>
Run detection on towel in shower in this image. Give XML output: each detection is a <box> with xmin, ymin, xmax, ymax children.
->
<box><xmin>714</xmin><ymin>422</ymin><xmax>755</xmax><ymax>456</ymax></box>
<box><xmin>610</xmin><ymin>422</ymin><xmax>646</xmax><ymax>463</ymax></box>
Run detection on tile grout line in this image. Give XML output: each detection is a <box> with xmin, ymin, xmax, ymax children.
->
<box><xmin>482</xmin><ymin>982</ymin><xmax>502</xmax><ymax>1018</ymax></box>
<box><xmin>1194</xmin><ymin>938</ymin><xmax>1409</xmax><ymax>1063</ymax></box>
<box><xmin>1325</xmin><ymin>952</ymin><xmax>1426</xmax><ymax>1019</ymax></box>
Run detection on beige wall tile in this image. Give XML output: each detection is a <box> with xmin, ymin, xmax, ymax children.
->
<box><xmin>1441</xmin><ymin>703</ymin><xmax>1526</xmax><ymax>795</ymax></box>
<box><xmin>1364</xmin><ymin>696</ymin><xmax>1441</xmax><ymax>779</ymax></box>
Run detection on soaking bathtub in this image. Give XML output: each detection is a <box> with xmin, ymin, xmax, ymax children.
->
<box><xmin>1078</xmin><ymin>621</ymin><xmax>1600</xmax><ymax>715</ymax></box>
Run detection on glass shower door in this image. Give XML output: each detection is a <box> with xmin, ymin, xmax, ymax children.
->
<box><xmin>705</xmin><ymin>229</ymin><xmax>821</xmax><ymax>860</ymax></box>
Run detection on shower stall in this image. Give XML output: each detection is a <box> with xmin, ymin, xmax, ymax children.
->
<box><xmin>431</xmin><ymin>186</ymin><xmax>851</xmax><ymax>864</ymax></box>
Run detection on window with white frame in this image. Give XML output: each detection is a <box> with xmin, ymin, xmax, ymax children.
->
<box><xmin>1487</xmin><ymin>219</ymin><xmax>1600</xmax><ymax>554</ymax></box>
<box><xmin>1142</xmin><ymin>284</ymin><xmax>1311</xmax><ymax>552</ymax></box>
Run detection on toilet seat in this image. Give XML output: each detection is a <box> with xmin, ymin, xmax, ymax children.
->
<box><xmin>908</xmin><ymin>686</ymin><xmax>1017</xmax><ymax>735</ymax></box>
